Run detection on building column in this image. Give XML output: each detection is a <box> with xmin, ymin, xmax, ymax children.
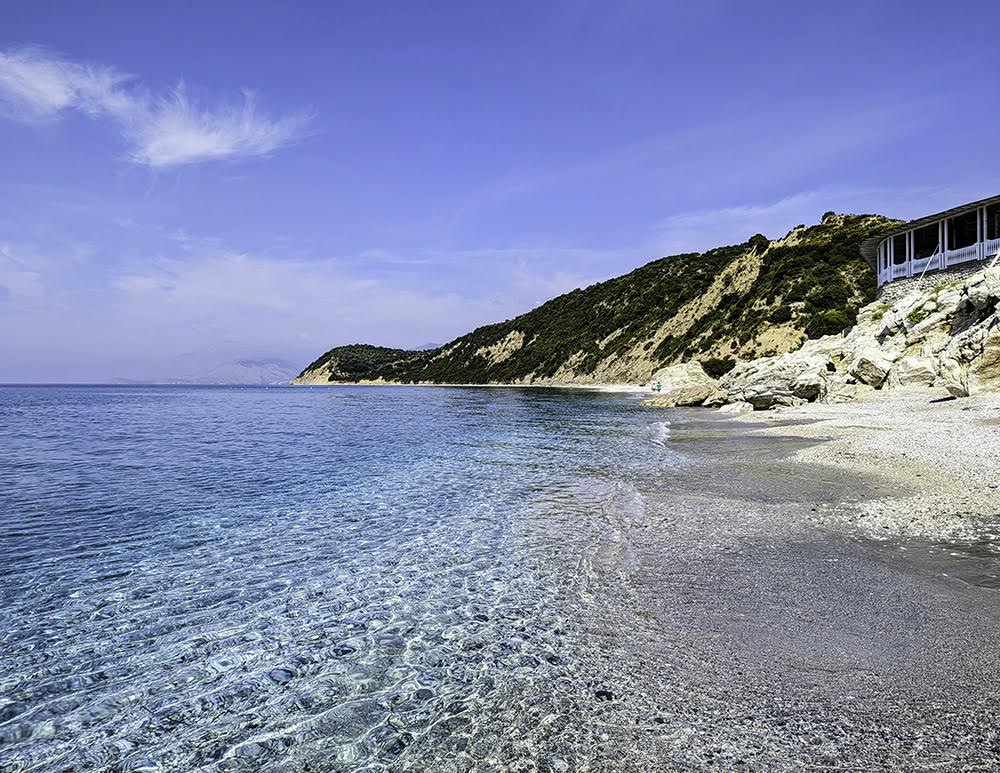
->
<box><xmin>908</xmin><ymin>230</ymin><xmax>914</xmax><ymax>277</ymax></box>
<box><xmin>979</xmin><ymin>207</ymin><xmax>985</xmax><ymax>260</ymax></box>
<box><xmin>943</xmin><ymin>219</ymin><xmax>949</xmax><ymax>269</ymax></box>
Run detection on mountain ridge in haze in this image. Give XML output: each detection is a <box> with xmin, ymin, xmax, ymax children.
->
<box><xmin>114</xmin><ymin>358</ymin><xmax>298</xmax><ymax>386</ymax></box>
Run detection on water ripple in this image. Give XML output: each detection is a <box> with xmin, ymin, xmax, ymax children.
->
<box><xmin>0</xmin><ymin>385</ymin><xmax>674</xmax><ymax>770</ymax></box>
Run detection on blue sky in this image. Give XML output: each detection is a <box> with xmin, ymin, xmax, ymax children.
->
<box><xmin>2</xmin><ymin>1</ymin><xmax>999</xmax><ymax>381</ymax></box>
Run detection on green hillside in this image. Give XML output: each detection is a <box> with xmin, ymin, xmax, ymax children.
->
<box><xmin>295</xmin><ymin>344</ymin><xmax>431</xmax><ymax>383</ymax></box>
<box><xmin>296</xmin><ymin>212</ymin><xmax>901</xmax><ymax>385</ymax></box>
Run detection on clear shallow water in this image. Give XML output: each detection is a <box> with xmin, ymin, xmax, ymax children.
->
<box><xmin>0</xmin><ymin>385</ymin><xmax>688</xmax><ymax>771</ymax></box>
<box><xmin>6</xmin><ymin>386</ymin><xmax>1000</xmax><ymax>772</ymax></box>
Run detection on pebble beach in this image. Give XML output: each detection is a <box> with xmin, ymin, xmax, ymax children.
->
<box><xmin>734</xmin><ymin>387</ymin><xmax>1000</xmax><ymax>539</ymax></box>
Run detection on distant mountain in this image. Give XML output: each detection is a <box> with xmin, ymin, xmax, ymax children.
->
<box><xmin>115</xmin><ymin>358</ymin><xmax>299</xmax><ymax>386</ymax></box>
<box><xmin>192</xmin><ymin>359</ymin><xmax>299</xmax><ymax>385</ymax></box>
<box><xmin>414</xmin><ymin>342</ymin><xmax>443</xmax><ymax>351</ymax></box>
<box><xmin>295</xmin><ymin>213</ymin><xmax>901</xmax><ymax>386</ymax></box>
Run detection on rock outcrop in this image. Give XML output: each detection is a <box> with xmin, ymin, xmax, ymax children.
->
<box><xmin>641</xmin><ymin>362</ymin><xmax>727</xmax><ymax>407</ymax></box>
<box><xmin>705</xmin><ymin>265</ymin><xmax>1000</xmax><ymax>410</ymax></box>
<box><xmin>720</xmin><ymin>345</ymin><xmax>835</xmax><ymax>409</ymax></box>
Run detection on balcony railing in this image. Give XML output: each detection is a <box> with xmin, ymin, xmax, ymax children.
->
<box><xmin>944</xmin><ymin>243</ymin><xmax>982</xmax><ymax>266</ymax></box>
<box><xmin>878</xmin><ymin>237</ymin><xmax>1000</xmax><ymax>289</ymax></box>
<box><xmin>911</xmin><ymin>253</ymin><xmax>942</xmax><ymax>275</ymax></box>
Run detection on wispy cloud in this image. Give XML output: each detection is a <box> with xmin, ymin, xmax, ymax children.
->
<box><xmin>0</xmin><ymin>47</ymin><xmax>310</xmax><ymax>167</ymax></box>
<box><xmin>121</xmin><ymin>85</ymin><xmax>310</xmax><ymax>168</ymax></box>
<box><xmin>0</xmin><ymin>243</ymin><xmax>44</xmax><ymax>306</ymax></box>
<box><xmin>652</xmin><ymin>190</ymin><xmax>851</xmax><ymax>254</ymax></box>
<box><xmin>0</xmin><ymin>228</ymin><xmax>592</xmax><ymax>380</ymax></box>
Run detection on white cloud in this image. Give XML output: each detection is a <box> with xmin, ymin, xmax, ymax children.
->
<box><xmin>124</xmin><ymin>86</ymin><xmax>308</xmax><ymax>167</ymax></box>
<box><xmin>0</xmin><ymin>48</ymin><xmax>127</xmax><ymax>119</ymax></box>
<box><xmin>0</xmin><ymin>243</ymin><xmax>44</xmax><ymax>305</ymax></box>
<box><xmin>0</xmin><ymin>47</ymin><xmax>309</xmax><ymax>167</ymax></box>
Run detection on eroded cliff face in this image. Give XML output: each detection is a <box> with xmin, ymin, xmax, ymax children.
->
<box><xmin>643</xmin><ymin>264</ymin><xmax>1000</xmax><ymax>410</ymax></box>
<box><xmin>295</xmin><ymin>213</ymin><xmax>898</xmax><ymax>385</ymax></box>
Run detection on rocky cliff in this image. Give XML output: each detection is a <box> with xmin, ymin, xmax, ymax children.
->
<box><xmin>295</xmin><ymin>213</ymin><xmax>899</xmax><ymax>385</ymax></box>
<box><xmin>643</xmin><ymin>264</ymin><xmax>1000</xmax><ymax>410</ymax></box>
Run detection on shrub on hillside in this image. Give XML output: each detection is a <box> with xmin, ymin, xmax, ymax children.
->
<box><xmin>770</xmin><ymin>304</ymin><xmax>793</xmax><ymax>324</ymax></box>
<box><xmin>701</xmin><ymin>357</ymin><xmax>737</xmax><ymax>379</ymax></box>
<box><xmin>806</xmin><ymin>282</ymin><xmax>850</xmax><ymax>310</ymax></box>
<box><xmin>805</xmin><ymin>309</ymin><xmax>852</xmax><ymax>339</ymax></box>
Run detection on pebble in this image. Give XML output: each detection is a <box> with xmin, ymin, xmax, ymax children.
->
<box><xmin>267</xmin><ymin>668</ymin><xmax>295</xmax><ymax>685</ymax></box>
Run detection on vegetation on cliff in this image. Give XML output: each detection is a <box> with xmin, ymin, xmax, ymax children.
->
<box><xmin>296</xmin><ymin>213</ymin><xmax>901</xmax><ymax>385</ymax></box>
<box><xmin>296</xmin><ymin>344</ymin><xmax>431</xmax><ymax>383</ymax></box>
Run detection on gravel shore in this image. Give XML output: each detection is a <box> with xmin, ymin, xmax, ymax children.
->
<box><xmin>734</xmin><ymin>387</ymin><xmax>1000</xmax><ymax>539</ymax></box>
<box><xmin>555</xmin><ymin>399</ymin><xmax>1000</xmax><ymax>770</ymax></box>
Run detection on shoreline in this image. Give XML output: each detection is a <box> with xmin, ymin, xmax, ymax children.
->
<box><xmin>294</xmin><ymin>377</ymin><xmax>1000</xmax><ymax>538</ymax></box>
<box><xmin>728</xmin><ymin>387</ymin><xmax>1000</xmax><ymax>539</ymax></box>
<box><xmin>292</xmin><ymin>379</ymin><xmax>653</xmax><ymax>393</ymax></box>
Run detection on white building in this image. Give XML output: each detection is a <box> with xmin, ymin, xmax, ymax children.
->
<box><xmin>860</xmin><ymin>195</ymin><xmax>1000</xmax><ymax>289</ymax></box>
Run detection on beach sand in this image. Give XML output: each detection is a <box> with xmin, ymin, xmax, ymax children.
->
<box><xmin>731</xmin><ymin>388</ymin><xmax>1000</xmax><ymax>539</ymax></box>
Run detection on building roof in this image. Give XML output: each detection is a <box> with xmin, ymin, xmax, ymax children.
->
<box><xmin>858</xmin><ymin>193</ymin><xmax>1000</xmax><ymax>268</ymax></box>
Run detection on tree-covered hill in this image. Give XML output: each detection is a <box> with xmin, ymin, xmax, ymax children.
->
<box><xmin>294</xmin><ymin>344</ymin><xmax>432</xmax><ymax>384</ymax></box>
<box><xmin>295</xmin><ymin>212</ymin><xmax>901</xmax><ymax>385</ymax></box>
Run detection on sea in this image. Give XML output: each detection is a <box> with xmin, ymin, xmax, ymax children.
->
<box><xmin>3</xmin><ymin>385</ymin><xmax>1000</xmax><ymax>771</ymax></box>
<box><xmin>0</xmin><ymin>385</ymin><xmax>689</xmax><ymax>771</ymax></box>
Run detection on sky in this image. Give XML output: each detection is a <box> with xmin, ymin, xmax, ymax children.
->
<box><xmin>2</xmin><ymin>1</ymin><xmax>999</xmax><ymax>382</ymax></box>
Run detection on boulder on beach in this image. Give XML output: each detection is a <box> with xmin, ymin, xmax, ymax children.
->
<box><xmin>716</xmin><ymin>400</ymin><xmax>754</xmax><ymax>414</ymax></box>
<box><xmin>643</xmin><ymin>362</ymin><xmax>728</xmax><ymax>407</ymax></box>
<box><xmin>719</xmin><ymin>346</ymin><xmax>834</xmax><ymax>410</ymax></box>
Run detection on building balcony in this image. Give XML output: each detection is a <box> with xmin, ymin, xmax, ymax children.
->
<box><xmin>861</xmin><ymin>195</ymin><xmax>1000</xmax><ymax>289</ymax></box>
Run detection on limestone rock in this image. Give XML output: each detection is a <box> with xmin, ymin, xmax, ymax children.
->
<box><xmin>717</xmin><ymin>401</ymin><xmax>754</xmax><ymax>414</ymax></box>
<box><xmin>641</xmin><ymin>384</ymin><xmax>718</xmax><ymax>407</ymax></box>
<box><xmin>700</xmin><ymin>388</ymin><xmax>730</xmax><ymax>408</ymax></box>
<box><xmin>936</xmin><ymin>357</ymin><xmax>970</xmax><ymax>398</ymax></box>
<box><xmin>644</xmin><ymin>361</ymin><xmax>732</xmax><ymax>407</ymax></box>
<box><xmin>971</xmin><ymin>329</ymin><xmax>1000</xmax><ymax>389</ymax></box>
<box><xmin>825</xmin><ymin>382</ymin><xmax>874</xmax><ymax>404</ymax></box>
<box><xmin>791</xmin><ymin>368</ymin><xmax>827</xmax><ymax>401</ymax></box>
<box><xmin>964</xmin><ymin>267</ymin><xmax>1000</xmax><ymax>312</ymax></box>
<box><xmin>887</xmin><ymin>356</ymin><xmax>937</xmax><ymax>387</ymax></box>
<box><xmin>721</xmin><ymin>351</ymin><xmax>832</xmax><ymax>410</ymax></box>
<box><xmin>648</xmin><ymin>361</ymin><xmax>717</xmax><ymax>391</ymax></box>
<box><xmin>847</xmin><ymin>348</ymin><xmax>897</xmax><ymax>387</ymax></box>
<box><xmin>770</xmin><ymin>395</ymin><xmax>807</xmax><ymax>408</ymax></box>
